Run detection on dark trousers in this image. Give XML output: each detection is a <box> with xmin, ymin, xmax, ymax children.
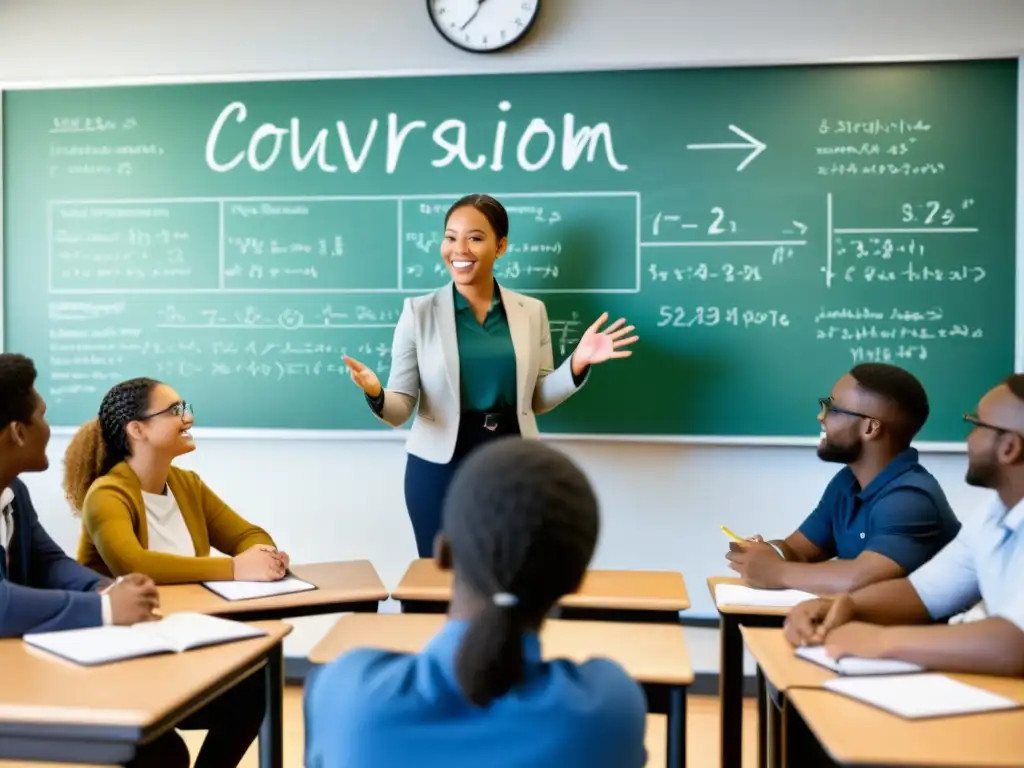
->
<box><xmin>404</xmin><ymin>411</ymin><xmax>521</xmax><ymax>557</ymax></box>
<box><xmin>125</xmin><ymin>669</ymin><xmax>266</xmax><ymax>768</ymax></box>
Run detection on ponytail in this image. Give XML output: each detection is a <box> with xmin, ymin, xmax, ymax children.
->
<box><xmin>455</xmin><ymin>600</ymin><xmax>524</xmax><ymax>707</ymax></box>
<box><xmin>62</xmin><ymin>418</ymin><xmax>112</xmax><ymax>514</ymax></box>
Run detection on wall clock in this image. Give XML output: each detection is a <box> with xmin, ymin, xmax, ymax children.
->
<box><xmin>427</xmin><ymin>0</ymin><xmax>541</xmax><ymax>54</ymax></box>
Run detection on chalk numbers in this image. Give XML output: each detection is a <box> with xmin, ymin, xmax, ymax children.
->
<box><xmin>900</xmin><ymin>199</ymin><xmax>974</xmax><ymax>226</ymax></box>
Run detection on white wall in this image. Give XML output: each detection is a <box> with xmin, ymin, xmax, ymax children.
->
<box><xmin>1</xmin><ymin>0</ymin><xmax>1022</xmax><ymax>672</ymax></box>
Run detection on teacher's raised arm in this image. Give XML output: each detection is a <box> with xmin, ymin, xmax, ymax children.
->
<box><xmin>342</xmin><ymin>194</ymin><xmax>638</xmax><ymax>557</ymax></box>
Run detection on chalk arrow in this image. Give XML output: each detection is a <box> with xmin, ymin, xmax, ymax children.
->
<box><xmin>793</xmin><ymin>220</ymin><xmax>807</xmax><ymax>235</ymax></box>
<box><xmin>686</xmin><ymin>124</ymin><xmax>767</xmax><ymax>171</ymax></box>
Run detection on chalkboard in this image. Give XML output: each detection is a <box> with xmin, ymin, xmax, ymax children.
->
<box><xmin>2</xmin><ymin>59</ymin><xmax>1018</xmax><ymax>442</ymax></box>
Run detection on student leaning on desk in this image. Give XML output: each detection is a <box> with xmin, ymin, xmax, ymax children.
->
<box><xmin>785</xmin><ymin>373</ymin><xmax>1024</xmax><ymax>677</ymax></box>
<box><xmin>341</xmin><ymin>193</ymin><xmax>639</xmax><ymax>558</ymax></box>
<box><xmin>304</xmin><ymin>437</ymin><xmax>648</xmax><ymax>768</ymax></box>
<box><xmin>725</xmin><ymin>363</ymin><xmax>961</xmax><ymax>594</ymax></box>
<box><xmin>0</xmin><ymin>353</ymin><xmax>158</xmax><ymax>638</ymax></box>
<box><xmin>62</xmin><ymin>376</ymin><xmax>291</xmax><ymax>583</ymax></box>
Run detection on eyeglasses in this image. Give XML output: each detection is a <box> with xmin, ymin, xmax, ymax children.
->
<box><xmin>139</xmin><ymin>401</ymin><xmax>193</xmax><ymax>421</ymax></box>
<box><xmin>963</xmin><ymin>412</ymin><xmax>1024</xmax><ymax>439</ymax></box>
<box><xmin>819</xmin><ymin>397</ymin><xmax>878</xmax><ymax>421</ymax></box>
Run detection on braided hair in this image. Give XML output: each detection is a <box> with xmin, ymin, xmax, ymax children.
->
<box><xmin>442</xmin><ymin>437</ymin><xmax>600</xmax><ymax>707</ymax></box>
<box><xmin>62</xmin><ymin>377</ymin><xmax>160</xmax><ymax>513</ymax></box>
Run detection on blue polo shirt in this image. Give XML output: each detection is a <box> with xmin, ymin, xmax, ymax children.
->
<box><xmin>797</xmin><ymin>448</ymin><xmax>960</xmax><ymax>573</ymax></box>
<box><xmin>303</xmin><ymin>619</ymin><xmax>648</xmax><ymax>768</ymax></box>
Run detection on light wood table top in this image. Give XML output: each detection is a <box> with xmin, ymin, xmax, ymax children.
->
<box><xmin>707</xmin><ymin>576</ymin><xmax>796</xmax><ymax>617</ymax></box>
<box><xmin>392</xmin><ymin>558</ymin><xmax>690</xmax><ymax>612</ymax></box>
<box><xmin>0</xmin><ymin>621</ymin><xmax>290</xmax><ymax>729</ymax></box>
<box><xmin>158</xmin><ymin>560</ymin><xmax>388</xmax><ymax>618</ymax></box>
<box><xmin>308</xmin><ymin>612</ymin><xmax>694</xmax><ymax>686</ymax></box>
<box><xmin>740</xmin><ymin>626</ymin><xmax>836</xmax><ymax>690</ymax></box>
<box><xmin>788</xmin><ymin>675</ymin><xmax>1024</xmax><ymax>767</ymax></box>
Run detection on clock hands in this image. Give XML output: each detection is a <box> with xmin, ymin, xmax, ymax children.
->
<box><xmin>460</xmin><ymin>0</ymin><xmax>487</xmax><ymax>30</ymax></box>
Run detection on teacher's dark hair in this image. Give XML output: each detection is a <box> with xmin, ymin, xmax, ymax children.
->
<box><xmin>442</xmin><ymin>437</ymin><xmax>599</xmax><ymax>707</ymax></box>
<box><xmin>445</xmin><ymin>193</ymin><xmax>509</xmax><ymax>241</ymax></box>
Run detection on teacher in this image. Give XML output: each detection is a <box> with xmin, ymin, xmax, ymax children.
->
<box><xmin>342</xmin><ymin>193</ymin><xmax>638</xmax><ymax>557</ymax></box>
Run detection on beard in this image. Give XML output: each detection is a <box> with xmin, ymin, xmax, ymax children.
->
<box><xmin>965</xmin><ymin>454</ymin><xmax>997</xmax><ymax>488</ymax></box>
<box><xmin>817</xmin><ymin>436</ymin><xmax>863</xmax><ymax>464</ymax></box>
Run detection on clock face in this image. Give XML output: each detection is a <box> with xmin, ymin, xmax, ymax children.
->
<box><xmin>427</xmin><ymin>0</ymin><xmax>541</xmax><ymax>53</ymax></box>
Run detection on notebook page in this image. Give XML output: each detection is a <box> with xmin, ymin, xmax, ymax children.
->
<box><xmin>202</xmin><ymin>575</ymin><xmax>317</xmax><ymax>601</ymax></box>
<box><xmin>796</xmin><ymin>644</ymin><xmax>924</xmax><ymax>675</ymax></box>
<box><xmin>23</xmin><ymin>625</ymin><xmax>172</xmax><ymax>666</ymax></box>
<box><xmin>135</xmin><ymin>612</ymin><xmax>266</xmax><ymax>652</ymax></box>
<box><xmin>824</xmin><ymin>673</ymin><xmax>1022</xmax><ymax>719</ymax></box>
<box><xmin>714</xmin><ymin>583</ymin><xmax>816</xmax><ymax>608</ymax></box>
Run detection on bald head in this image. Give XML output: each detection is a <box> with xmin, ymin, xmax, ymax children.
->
<box><xmin>977</xmin><ymin>375</ymin><xmax>1024</xmax><ymax>435</ymax></box>
<box><xmin>965</xmin><ymin>374</ymin><xmax>1024</xmax><ymax>490</ymax></box>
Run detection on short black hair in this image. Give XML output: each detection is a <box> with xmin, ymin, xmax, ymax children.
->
<box><xmin>0</xmin><ymin>353</ymin><xmax>39</xmax><ymax>425</ymax></box>
<box><xmin>442</xmin><ymin>437</ymin><xmax>599</xmax><ymax>707</ymax></box>
<box><xmin>1005</xmin><ymin>373</ymin><xmax>1024</xmax><ymax>403</ymax></box>
<box><xmin>445</xmin><ymin>193</ymin><xmax>510</xmax><ymax>241</ymax></box>
<box><xmin>849</xmin><ymin>363</ymin><xmax>930</xmax><ymax>445</ymax></box>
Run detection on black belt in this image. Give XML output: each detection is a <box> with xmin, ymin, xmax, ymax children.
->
<box><xmin>465</xmin><ymin>409</ymin><xmax>515</xmax><ymax>432</ymax></box>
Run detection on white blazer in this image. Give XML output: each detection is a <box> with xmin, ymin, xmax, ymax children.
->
<box><xmin>374</xmin><ymin>282</ymin><xmax>587</xmax><ymax>464</ymax></box>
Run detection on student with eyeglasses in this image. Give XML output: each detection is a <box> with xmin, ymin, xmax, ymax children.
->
<box><xmin>725</xmin><ymin>363</ymin><xmax>961</xmax><ymax>595</ymax></box>
<box><xmin>784</xmin><ymin>374</ymin><xmax>1024</xmax><ymax>677</ymax></box>
<box><xmin>62</xmin><ymin>377</ymin><xmax>291</xmax><ymax>584</ymax></box>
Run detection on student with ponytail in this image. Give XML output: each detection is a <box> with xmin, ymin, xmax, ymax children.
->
<box><xmin>304</xmin><ymin>438</ymin><xmax>647</xmax><ymax>768</ymax></box>
<box><xmin>63</xmin><ymin>377</ymin><xmax>290</xmax><ymax>584</ymax></box>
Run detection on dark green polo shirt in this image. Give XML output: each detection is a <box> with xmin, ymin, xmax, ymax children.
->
<box><xmin>453</xmin><ymin>283</ymin><xmax>517</xmax><ymax>413</ymax></box>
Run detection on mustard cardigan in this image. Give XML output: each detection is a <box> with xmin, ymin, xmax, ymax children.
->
<box><xmin>77</xmin><ymin>461</ymin><xmax>276</xmax><ymax>583</ymax></box>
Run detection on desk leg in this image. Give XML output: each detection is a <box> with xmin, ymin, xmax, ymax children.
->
<box><xmin>718</xmin><ymin>615</ymin><xmax>743</xmax><ymax>768</ymax></box>
<box><xmin>666</xmin><ymin>686</ymin><xmax>687</xmax><ymax>768</ymax></box>
<box><xmin>259</xmin><ymin>644</ymin><xmax>284</xmax><ymax>768</ymax></box>
<box><xmin>756</xmin><ymin>667</ymin><xmax>768</xmax><ymax>768</ymax></box>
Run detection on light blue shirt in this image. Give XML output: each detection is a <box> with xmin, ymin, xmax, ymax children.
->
<box><xmin>908</xmin><ymin>495</ymin><xmax>1024</xmax><ymax>629</ymax></box>
<box><xmin>303</xmin><ymin>619</ymin><xmax>648</xmax><ymax>768</ymax></box>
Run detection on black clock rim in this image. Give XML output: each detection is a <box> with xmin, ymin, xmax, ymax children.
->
<box><xmin>425</xmin><ymin>0</ymin><xmax>542</xmax><ymax>54</ymax></box>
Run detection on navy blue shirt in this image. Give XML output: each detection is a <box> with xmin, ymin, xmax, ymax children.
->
<box><xmin>797</xmin><ymin>448</ymin><xmax>961</xmax><ymax>573</ymax></box>
<box><xmin>304</xmin><ymin>619</ymin><xmax>648</xmax><ymax>768</ymax></box>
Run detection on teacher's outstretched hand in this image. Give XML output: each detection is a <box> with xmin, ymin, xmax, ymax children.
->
<box><xmin>570</xmin><ymin>312</ymin><xmax>639</xmax><ymax>376</ymax></box>
<box><xmin>342</xmin><ymin>355</ymin><xmax>382</xmax><ymax>398</ymax></box>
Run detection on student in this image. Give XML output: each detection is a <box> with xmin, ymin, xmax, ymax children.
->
<box><xmin>784</xmin><ymin>374</ymin><xmax>1024</xmax><ymax>676</ymax></box>
<box><xmin>341</xmin><ymin>193</ymin><xmax>639</xmax><ymax>557</ymax></box>
<box><xmin>62</xmin><ymin>377</ymin><xmax>290</xmax><ymax>583</ymax></box>
<box><xmin>726</xmin><ymin>363</ymin><xmax>960</xmax><ymax>594</ymax></box>
<box><xmin>304</xmin><ymin>438</ymin><xmax>648</xmax><ymax>768</ymax></box>
<box><xmin>0</xmin><ymin>353</ymin><xmax>261</xmax><ymax>768</ymax></box>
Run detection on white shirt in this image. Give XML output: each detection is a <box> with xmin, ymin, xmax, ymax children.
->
<box><xmin>142</xmin><ymin>488</ymin><xmax>195</xmax><ymax>557</ymax></box>
<box><xmin>1</xmin><ymin>485</ymin><xmax>111</xmax><ymax>625</ymax></box>
<box><xmin>909</xmin><ymin>494</ymin><xmax>1024</xmax><ymax>631</ymax></box>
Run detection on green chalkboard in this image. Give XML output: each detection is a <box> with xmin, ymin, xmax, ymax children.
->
<box><xmin>2</xmin><ymin>59</ymin><xmax>1018</xmax><ymax>442</ymax></box>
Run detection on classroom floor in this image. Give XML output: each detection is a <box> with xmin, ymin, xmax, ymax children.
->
<box><xmin>0</xmin><ymin>688</ymin><xmax>759</xmax><ymax>768</ymax></box>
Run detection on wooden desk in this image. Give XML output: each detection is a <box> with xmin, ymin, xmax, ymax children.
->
<box><xmin>708</xmin><ymin>577</ymin><xmax>792</xmax><ymax>768</ymax></box>
<box><xmin>0</xmin><ymin>621</ymin><xmax>291</xmax><ymax>768</ymax></box>
<box><xmin>393</xmin><ymin>558</ymin><xmax>690</xmax><ymax>621</ymax></box>
<box><xmin>787</xmin><ymin>675</ymin><xmax>1024</xmax><ymax>767</ymax></box>
<box><xmin>309</xmin><ymin>612</ymin><xmax>693</xmax><ymax>768</ymax></box>
<box><xmin>158</xmin><ymin>560</ymin><xmax>388</xmax><ymax>621</ymax></box>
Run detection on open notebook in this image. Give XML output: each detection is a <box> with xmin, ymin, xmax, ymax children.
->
<box><xmin>202</xmin><ymin>574</ymin><xmax>317</xmax><ymax>601</ymax></box>
<box><xmin>714</xmin><ymin>583</ymin><xmax>816</xmax><ymax>609</ymax></box>
<box><xmin>824</xmin><ymin>673</ymin><xmax>1023</xmax><ymax>719</ymax></box>
<box><xmin>23</xmin><ymin>612</ymin><xmax>267</xmax><ymax>667</ymax></box>
<box><xmin>796</xmin><ymin>644</ymin><xmax>924</xmax><ymax>676</ymax></box>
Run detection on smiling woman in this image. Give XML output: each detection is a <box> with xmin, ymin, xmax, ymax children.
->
<box><xmin>341</xmin><ymin>193</ymin><xmax>640</xmax><ymax>556</ymax></box>
<box><xmin>61</xmin><ymin>377</ymin><xmax>291</xmax><ymax>584</ymax></box>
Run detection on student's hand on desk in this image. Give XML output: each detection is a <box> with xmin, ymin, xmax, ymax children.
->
<box><xmin>108</xmin><ymin>573</ymin><xmax>160</xmax><ymax>625</ymax></box>
<box><xmin>342</xmin><ymin>355</ymin><xmax>382</xmax><ymax>397</ymax></box>
<box><xmin>824</xmin><ymin>621</ymin><xmax>891</xmax><ymax>660</ymax></box>
<box><xmin>784</xmin><ymin>598</ymin><xmax>834</xmax><ymax>646</ymax></box>
<box><xmin>233</xmin><ymin>545</ymin><xmax>288</xmax><ymax>581</ymax></box>
<box><xmin>725</xmin><ymin>538</ymin><xmax>784</xmax><ymax>588</ymax></box>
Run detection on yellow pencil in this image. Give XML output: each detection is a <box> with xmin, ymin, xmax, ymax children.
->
<box><xmin>719</xmin><ymin>525</ymin><xmax>745</xmax><ymax>543</ymax></box>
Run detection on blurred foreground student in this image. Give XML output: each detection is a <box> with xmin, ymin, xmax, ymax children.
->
<box><xmin>62</xmin><ymin>377</ymin><xmax>290</xmax><ymax>583</ymax></box>
<box><xmin>304</xmin><ymin>437</ymin><xmax>648</xmax><ymax>768</ymax></box>
<box><xmin>785</xmin><ymin>374</ymin><xmax>1024</xmax><ymax>677</ymax></box>
<box><xmin>727</xmin><ymin>363</ymin><xmax>960</xmax><ymax>593</ymax></box>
